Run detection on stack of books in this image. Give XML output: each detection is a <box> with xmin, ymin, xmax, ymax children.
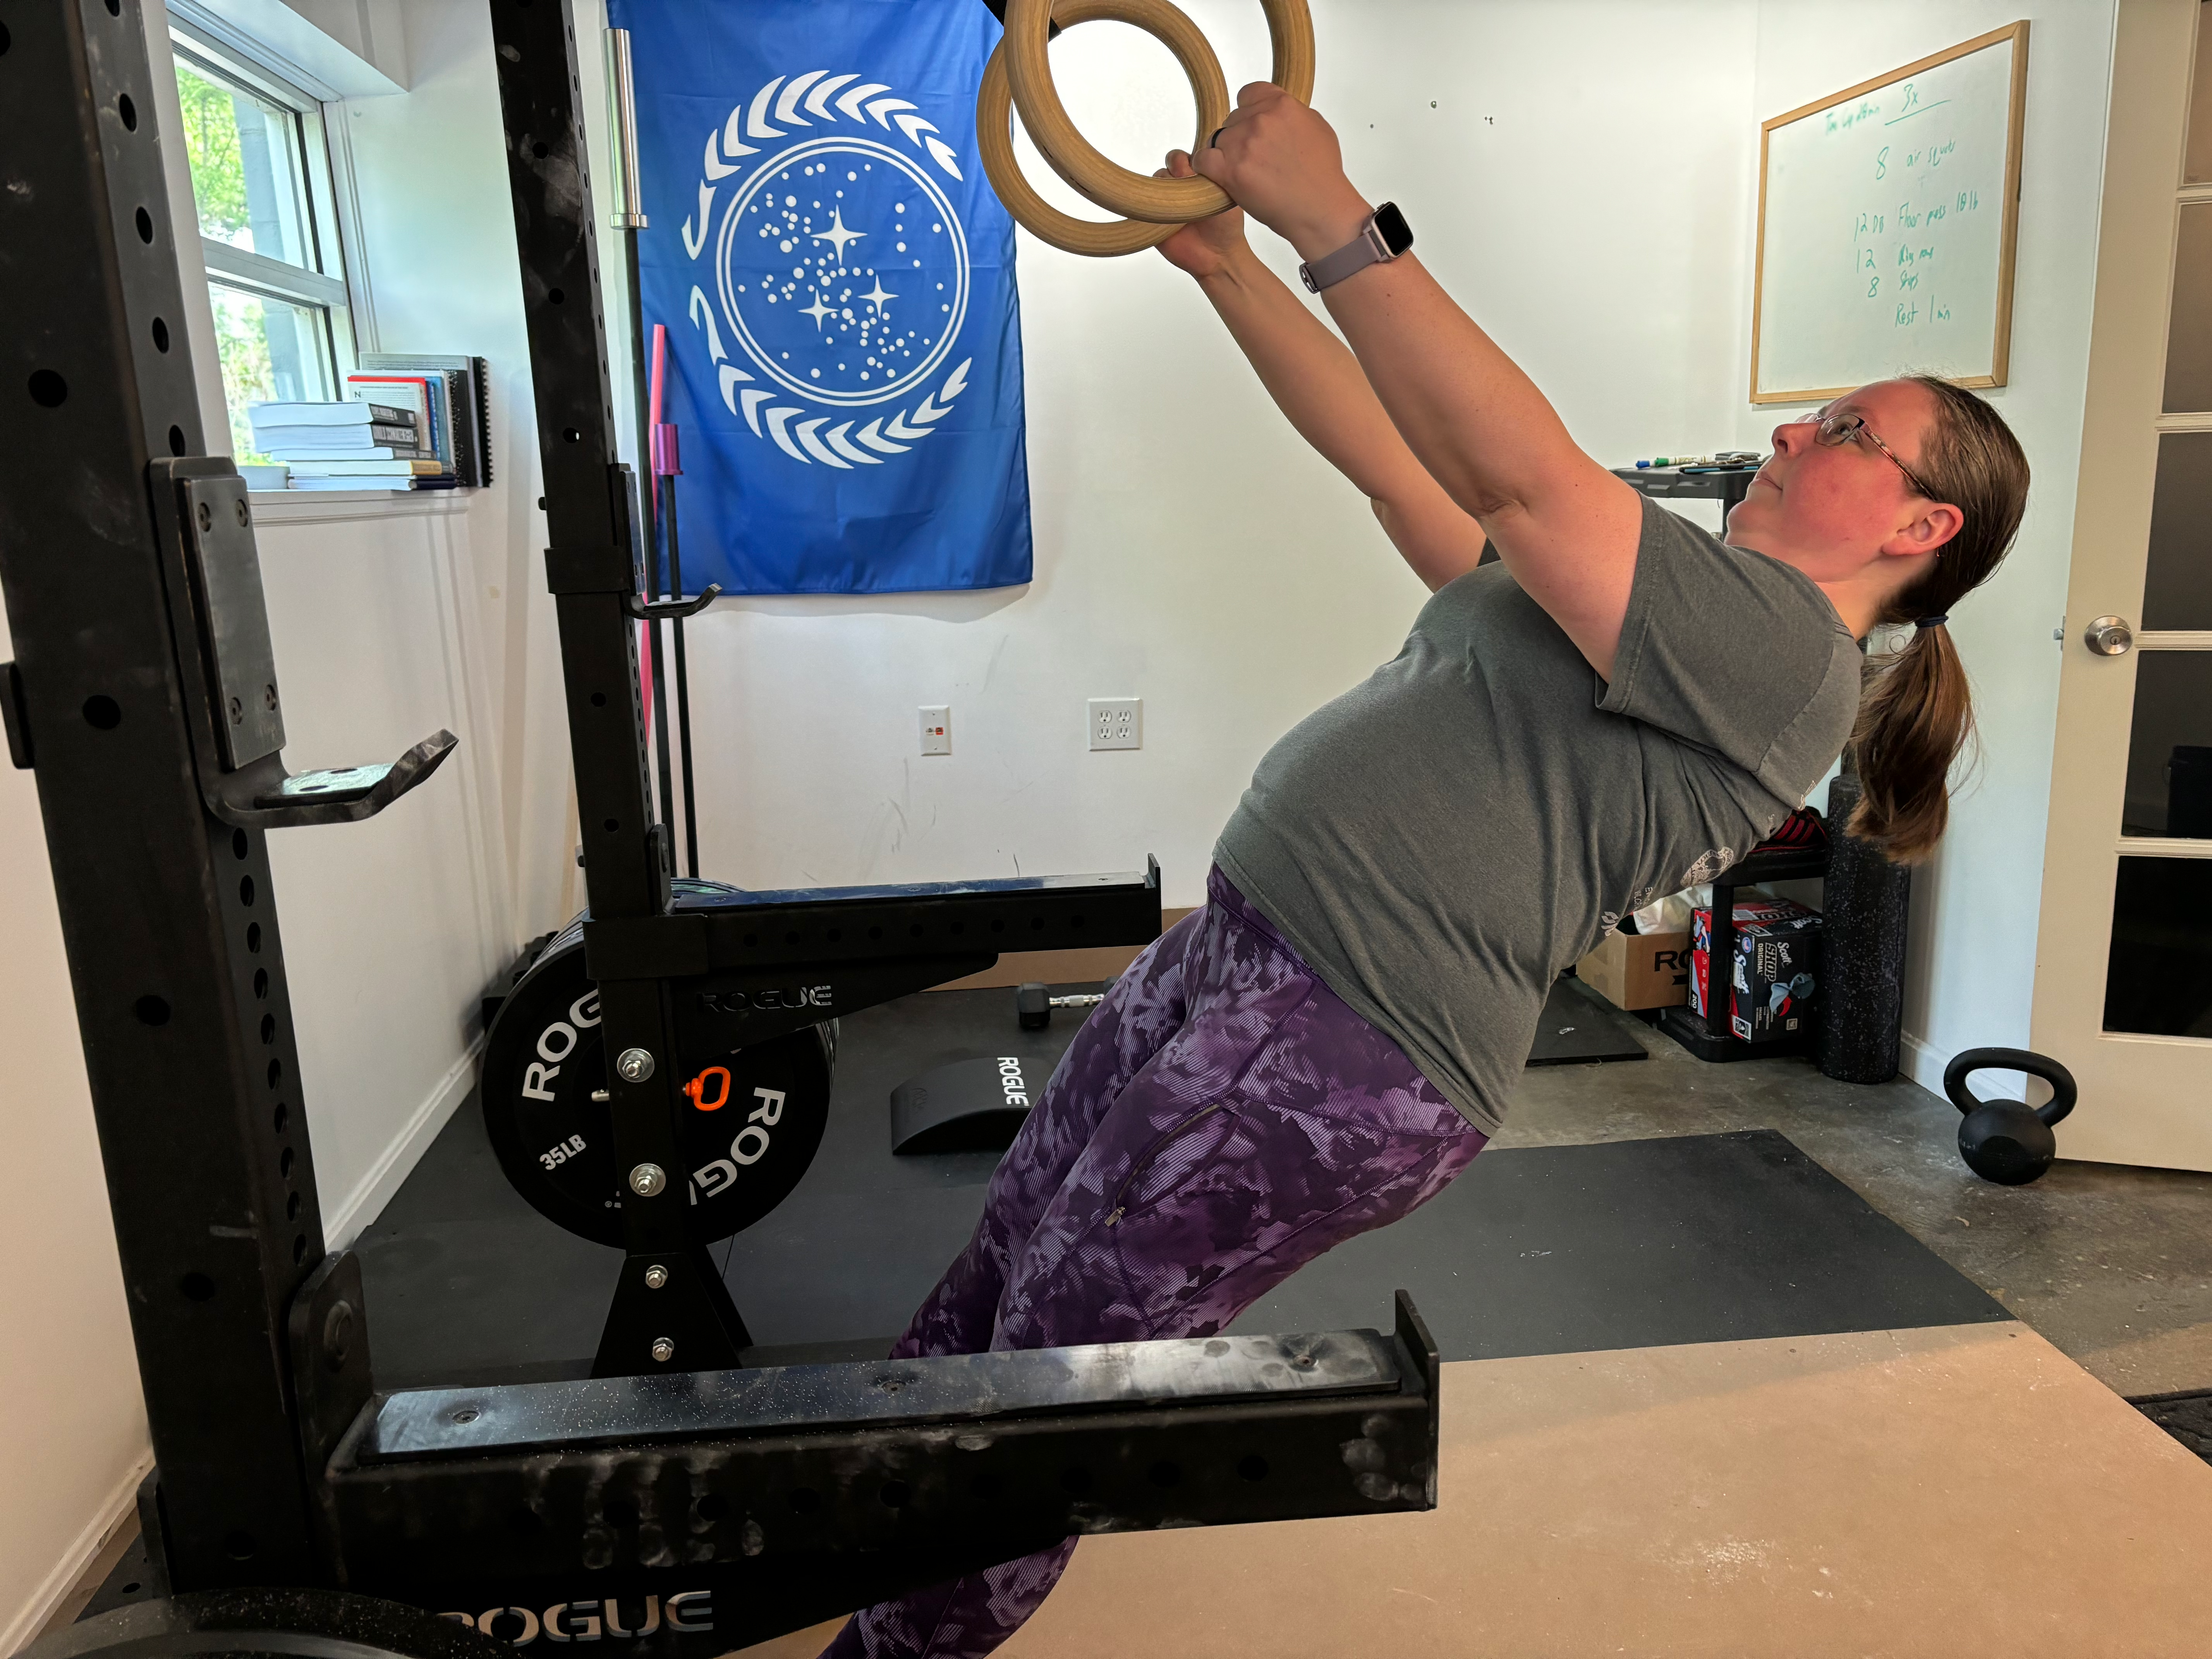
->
<box><xmin>350</xmin><ymin>355</ymin><xmax>493</xmax><ymax>489</ymax></box>
<box><xmin>247</xmin><ymin>400</ymin><xmax>450</xmax><ymax>489</ymax></box>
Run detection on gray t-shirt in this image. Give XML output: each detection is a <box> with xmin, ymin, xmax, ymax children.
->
<box><xmin>1213</xmin><ymin>498</ymin><xmax>1862</xmax><ymax>1134</ymax></box>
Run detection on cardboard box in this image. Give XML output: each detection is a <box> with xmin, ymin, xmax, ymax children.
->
<box><xmin>1690</xmin><ymin>897</ymin><xmax>1822</xmax><ymax>1043</ymax></box>
<box><xmin>1576</xmin><ymin>929</ymin><xmax>1693</xmax><ymax>1011</ymax></box>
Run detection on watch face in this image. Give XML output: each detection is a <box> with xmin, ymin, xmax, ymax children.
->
<box><xmin>1372</xmin><ymin>201</ymin><xmax>1413</xmax><ymax>256</ymax></box>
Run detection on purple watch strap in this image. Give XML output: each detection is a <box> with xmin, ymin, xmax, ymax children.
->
<box><xmin>1298</xmin><ymin>221</ymin><xmax>1385</xmax><ymax>293</ymax></box>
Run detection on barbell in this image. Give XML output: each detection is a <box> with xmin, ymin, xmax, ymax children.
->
<box><xmin>978</xmin><ymin>0</ymin><xmax>1316</xmax><ymax>257</ymax></box>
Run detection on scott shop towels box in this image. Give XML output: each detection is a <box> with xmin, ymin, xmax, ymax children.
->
<box><xmin>1690</xmin><ymin>896</ymin><xmax>1822</xmax><ymax>1043</ymax></box>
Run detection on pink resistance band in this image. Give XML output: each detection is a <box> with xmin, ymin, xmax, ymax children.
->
<box><xmin>637</xmin><ymin>323</ymin><xmax>686</xmax><ymax>737</ymax></box>
<box><xmin>648</xmin><ymin>323</ymin><xmax>680</xmax><ymax>477</ymax></box>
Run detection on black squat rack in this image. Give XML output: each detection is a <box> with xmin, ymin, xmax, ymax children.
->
<box><xmin>2</xmin><ymin>3</ymin><xmax>1443</xmax><ymax>1655</ymax></box>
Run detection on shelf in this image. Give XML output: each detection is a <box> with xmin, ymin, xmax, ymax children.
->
<box><xmin>1661</xmin><ymin>842</ymin><xmax>1832</xmax><ymax>1063</ymax></box>
<box><xmin>1656</xmin><ymin>1005</ymin><xmax>1819</xmax><ymax>1064</ymax></box>
<box><xmin>1717</xmin><ymin>845</ymin><xmax>1832</xmax><ymax>885</ymax></box>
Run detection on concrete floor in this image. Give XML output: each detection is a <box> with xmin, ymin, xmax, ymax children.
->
<box><xmin>1507</xmin><ymin>978</ymin><xmax>2212</xmax><ymax>1400</ymax></box>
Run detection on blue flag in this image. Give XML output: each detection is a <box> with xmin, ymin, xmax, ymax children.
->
<box><xmin>610</xmin><ymin>0</ymin><xmax>1031</xmax><ymax>593</ymax></box>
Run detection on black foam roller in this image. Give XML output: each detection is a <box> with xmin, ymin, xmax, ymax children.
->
<box><xmin>1815</xmin><ymin>771</ymin><xmax>1912</xmax><ymax>1084</ymax></box>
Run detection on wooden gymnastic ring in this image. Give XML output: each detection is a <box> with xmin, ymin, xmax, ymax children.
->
<box><xmin>977</xmin><ymin>0</ymin><xmax>1231</xmax><ymax>258</ymax></box>
<box><xmin>1001</xmin><ymin>0</ymin><xmax>1314</xmax><ymax>225</ymax></box>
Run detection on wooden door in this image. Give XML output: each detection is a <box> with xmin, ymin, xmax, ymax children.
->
<box><xmin>2035</xmin><ymin>0</ymin><xmax>2212</xmax><ymax>1170</ymax></box>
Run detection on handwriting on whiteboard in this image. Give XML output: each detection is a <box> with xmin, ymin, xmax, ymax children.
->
<box><xmin>1755</xmin><ymin>32</ymin><xmax>2021</xmax><ymax>399</ymax></box>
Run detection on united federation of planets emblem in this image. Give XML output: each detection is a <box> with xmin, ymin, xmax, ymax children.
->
<box><xmin>683</xmin><ymin>72</ymin><xmax>974</xmax><ymax>469</ymax></box>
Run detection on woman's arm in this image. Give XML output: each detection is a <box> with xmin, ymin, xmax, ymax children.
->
<box><xmin>1155</xmin><ymin>154</ymin><xmax>1487</xmax><ymax>593</ymax></box>
<box><xmin>1198</xmin><ymin>87</ymin><xmax>1644</xmax><ymax>678</ymax></box>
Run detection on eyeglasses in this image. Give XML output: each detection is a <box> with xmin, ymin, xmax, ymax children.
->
<box><xmin>1807</xmin><ymin>409</ymin><xmax>1939</xmax><ymax>501</ymax></box>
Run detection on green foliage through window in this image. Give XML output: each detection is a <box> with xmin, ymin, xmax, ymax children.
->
<box><xmin>172</xmin><ymin>41</ymin><xmax>340</xmax><ymax>465</ymax></box>
<box><xmin>175</xmin><ymin>56</ymin><xmax>251</xmax><ymax>245</ymax></box>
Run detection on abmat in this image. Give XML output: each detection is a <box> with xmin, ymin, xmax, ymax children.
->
<box><xmin>1525</xmin><ymin>972</ymin><xmax>1648</xmax><ymax>1065</ymax></box>
<box><xmin>357</xmin><ymin>986</ymin><xmax>2000</xmax><ymax>1389</ymax></box>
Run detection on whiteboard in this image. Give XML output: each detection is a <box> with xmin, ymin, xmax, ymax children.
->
<box><xmin>1751</xmin><ymin>23</ymin><xmax>2030</xmax><ymax>404</ymax></box>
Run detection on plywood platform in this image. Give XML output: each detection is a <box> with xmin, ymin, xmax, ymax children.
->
<box><xmin>743</xmin><ymin>1322</ymin><xmax>2212</xmax><ymax>1658</ymax></box>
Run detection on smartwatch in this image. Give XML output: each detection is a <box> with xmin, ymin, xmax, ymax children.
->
<box><xmin>1298</xmin><ymin>202</ymin><xmax>1413</xmax><ymax>294</ymax></box>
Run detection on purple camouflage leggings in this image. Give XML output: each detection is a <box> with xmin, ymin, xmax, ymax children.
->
<box><xmin>821</xmin><ymin>867</ymin><xmax>1488</xmax><ymax>1659</ymax></box>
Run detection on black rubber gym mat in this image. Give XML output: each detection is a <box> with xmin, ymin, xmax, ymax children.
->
<box><xmin>355</xmin><ymin>984</ymin><xmax>2001</xmax><ymax>1389</ymax></box>
<box><xmin>2131</xmin><ymin>1389</ymin><xmax>2212</xmax><ymax>1468</ymax></box>
<box><xmin>1224</xmin><ymin>1128</ymin><xmax>2006</xmax><ymax>1358</ymax></box>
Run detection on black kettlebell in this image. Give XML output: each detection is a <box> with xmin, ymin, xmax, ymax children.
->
<box><xmin>1942</xmin><ymin>1046</ymin><xmax>2078</xmax><ymax>1186</ymax></box>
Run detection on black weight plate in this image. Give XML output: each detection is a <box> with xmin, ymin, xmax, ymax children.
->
<box><xmin>22</xmin><ymin>1589</ymin><xmax>507</xmax><ymax>1659</ymax></box>
<box><xmin>482</xmin><ymin>900</ymin><xmax>833</xmax><ymax>1247</ymax></box>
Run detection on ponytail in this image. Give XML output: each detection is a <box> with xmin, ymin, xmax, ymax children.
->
<box><xmin>1844</xmin><ymin>378</ymin><xmax>2028</xmax><ymax>863</ymax></box>
<box><xmin>1847</xmin><ymin>618</ymin><xmax>1973</xmax><ymax>860</ymax></box>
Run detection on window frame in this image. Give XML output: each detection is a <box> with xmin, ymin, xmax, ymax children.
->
<box><xmin>165</xmin><ymin>9</ymin><xmax>370</xmax><ymax>438</ymax></box>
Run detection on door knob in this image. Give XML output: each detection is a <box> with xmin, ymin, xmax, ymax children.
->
<box><xmin>2083</xmin><ymin>615</ymin><xmax>2135</xmax><ymax>656</ymax></box>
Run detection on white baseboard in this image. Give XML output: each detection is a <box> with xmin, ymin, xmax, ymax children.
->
<box><xmin>321</xmin><ymin>1041</ymin><xmax>482</xmax><ymax>1250</ymax></box>
<box><xmin>2</xmin><ymin>1451</ymin><xmax>150</xmax><ymax>1658</ymax></box>
<box><xmin>1900</xmin><ymin>1029</ymin><xmax>1952</xmax><ymax>1097</ymax></box>
<box><xmin>1903</xmin><ymin>1029</ymin><xmax>2040</xmax><ymax>1106</ymax></box>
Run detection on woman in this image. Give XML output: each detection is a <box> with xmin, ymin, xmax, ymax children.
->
<box><xmin>826</xmin><ymin>84</ymin><xmax>2028</xmax><ymax>1658</ymax></box>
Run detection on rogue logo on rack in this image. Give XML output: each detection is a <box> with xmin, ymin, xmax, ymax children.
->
<box><xmin>696</xmin><ymin>984</ymin><xmax>834</xmax><ymax>1017</ymax></box>
<box><xmin>682</xmin><ymin>71</ymin><xmax>973</xmax><ymax>470</ymax></box>
<box><xmin>445</xmin><ymin>1591</ymin><xmax>714</xmax><ymax>1645</ymax></box>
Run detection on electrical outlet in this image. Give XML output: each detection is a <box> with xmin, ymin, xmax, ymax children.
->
<box><xmin>919</xmin><ymin>705</ymin><xmax>951</xmax><ymax>756</ymax></box>
<box><xmin>1088</xmin><ymin>697</ymin><xmax>1141</xmax><ymax>751</ymax></box>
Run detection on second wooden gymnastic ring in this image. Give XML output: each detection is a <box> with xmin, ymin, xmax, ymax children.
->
<box><xmin>977</xmin><ymin>0</ymin><xmax>1231</xmax><ymax>257</ymax></box>
<box><xmin>1001</xmin><ymin>0</ymin><xmax>1315</xmax><ymax>225</ymax></box>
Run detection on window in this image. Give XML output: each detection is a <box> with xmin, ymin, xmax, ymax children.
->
<box><xmin>168</xmin><ymin>22</ymin><xmax>356</xmax><ymax>460</ymax></box>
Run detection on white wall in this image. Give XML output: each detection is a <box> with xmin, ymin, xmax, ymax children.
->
<box><xmin>343</xmin><ymin>0</ymin><xmax>579</xmax><ymax>944</ymax></box>
<box><xmin>252</xmin><ymin>490</ymin><xmax>516</xmax><ymax>1241</ymax></box>
<box><xmin>1734</xmin><ymin>3</ymin><xmax>2118</xmax><ymax>1088</ymax></box>
<box><xmin>658</xmin><ymin>0</ymin><xmax>1759</xmax><ymax>907</ymax></box>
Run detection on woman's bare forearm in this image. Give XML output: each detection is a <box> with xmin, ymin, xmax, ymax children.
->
<box><xmin>1312</xmin><ymin>242</ymin><xmax>1605</xmax><ymax>523</ymax></box>
<box><xmin>1200</xmin><ymin>117</ymin><xmax>1618</xmax><ymax>529</ymax></box>
<box><xmin>1194</xmin><ymin>243</ymin><xmax>1487</xmax><ymax>589</ymax></box>
<box><xmin>1302</xmin><ymin>239</ymin><xmax>1642</xmax><ymax>665</ymax></box>
<box><xmin>1196</xmin><ymin>89</ymin><xmax>1643</xmax><ymax>672</ymax></box>
<box><xmin>1196</xmin><ymin>242</ymin><xmax>1419</xmax><ymax>500</ymax></box>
